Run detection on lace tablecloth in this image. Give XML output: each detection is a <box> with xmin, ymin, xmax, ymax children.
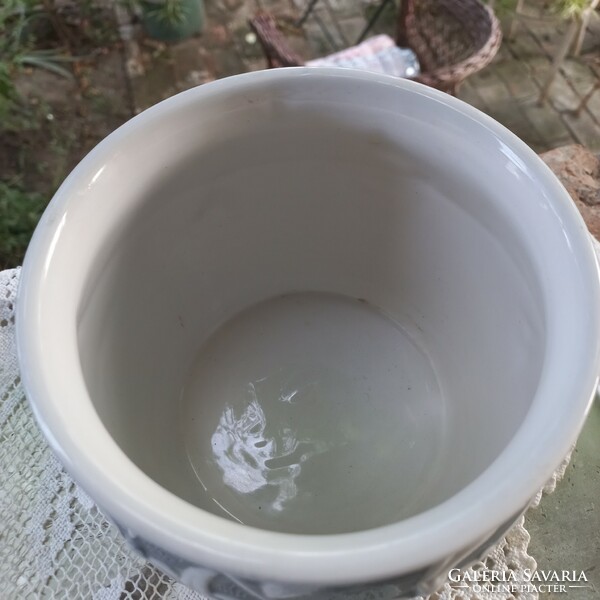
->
<box><xmin>0</xmin><ymin>258</ymin><xmax>591</xmax><ymax>600</ymax></box>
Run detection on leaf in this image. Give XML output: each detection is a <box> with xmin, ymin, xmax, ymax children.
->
<box><xmin>18</xmin><ymin>54</ymin><xmax>75</xmax><ymax>79</ymax></box>
<box><xmin>143</xmin><ymin>0</ymin><xmax>189</xmax><ymax>26</ymax></box>
<box><xmin>26</xmin><ymin>49</ymin><xmax>83</xmax><ymax>61</ymax></box>
<box><xmin>553</xmin><ymin>0</ymin><xmax>590</xmax><ymax>18</ymax></box>
<box><xmin>0</xmin><ymin>182</ymin><xmax>48</xmax><ymax>268</ymax></box>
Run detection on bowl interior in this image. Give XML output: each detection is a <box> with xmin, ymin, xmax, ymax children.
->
<box><xmin>76</xmin><ymin>75</ymin><xmax>546</xmax><ymax>535</ymax></box>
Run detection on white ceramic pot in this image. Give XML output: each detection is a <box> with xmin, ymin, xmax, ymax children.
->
<box><xmin>16</xmin><ymin>68</ymin><xmax>600</xmax><ymax>599</ymax></box>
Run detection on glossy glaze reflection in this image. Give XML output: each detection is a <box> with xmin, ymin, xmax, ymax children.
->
<box><xmin>182</xmin><ymin>292</ymin><xmax>447</xmax><ymax>534</ymax></box>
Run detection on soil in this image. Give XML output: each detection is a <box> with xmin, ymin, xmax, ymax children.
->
<box><xmin>0</xmin><ymin>3</ymin><xmax>133</xmax><ymax>268</ymax></box>
<box><xmin>2</xmin><ymin>54</ymin><xmax>132</xmax><ymax>191</ymax></box>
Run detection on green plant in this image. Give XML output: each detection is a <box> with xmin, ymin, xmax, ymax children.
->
<box><xmin>17</xmin><ymin>49</ymin><xmax>75</xmax><ymax>79</ymax></box>
<box><xmin>0</xmin><ymin>62</ymin><xmax>18</xmax><ymax>120</ymax></box>
<box><xmin>492</xmin><ymin>0</ymin><xmax>591</xmax><ymax>18</ymax></box>
<box><xmin>553</xmin><ymin>0</ymin><xmax>591</xmax><ymax>17</ymax></box>
<box><xmin>128</xmin><ymin>0</ymin><xmax>203</xmax><ymax>41</ymax></box>
<box><xmin>140</xmin><ymin>0</ymin><xmax>190</xmax><ymax>26</ymax></box>
<box><xmin>0</xmin><ymin>0</ymin><xmax>75</xmax><ymax>121</ymax></box>
<box><xmin>0</xmin><ymin>1</ymin><xmax>32</xmax><ymax>113</ymax></box>
<box><xmin>0</xmin><ymin>181</ymin><xmax>48</xmax><ymax>269</ymax></box>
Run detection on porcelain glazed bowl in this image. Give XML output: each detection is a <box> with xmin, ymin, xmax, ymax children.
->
<box><xmin>16</xmin><ymin>68</ymin><xmax>600</xmax><ymax>599</ymax></box>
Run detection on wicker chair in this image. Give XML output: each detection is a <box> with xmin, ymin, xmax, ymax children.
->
<box><xmin>249</xmin><ymin>0</ymin><xmax>502</xmax><ymax>94</ymax></box>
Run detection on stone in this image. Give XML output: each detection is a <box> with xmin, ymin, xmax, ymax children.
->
<box><xmin>505</xmin><ymin>31</ymin><xmax>545</xmax><ymax>60</ymax></box>
<box><xmin>223</xmin><ymin>0</ymin><xmax>243</xmax><ymax>11</ymax></box>
<box><xmin>494</xmin><ymin>59</ymin><xmax>539</xmax><ymax>99</ymax></box>
<box><xmin>522</xmin><ymin>55</ymin><xmax>552</xmax><ymax>77</ymax></box>
<box><xmin>580</xmin><ymin>11</ymin><xmax>600</xmax><ymax>54</ymax></box>
<box><xmin>337</xmin><ymin>16</ymin><xmax>368</xmax><ymax>45</ymax></box>
<box><xmin>457</xmin><ymin>81</ymin><xmax>486</xmax><ymax>109</ymax></box>
<box><xmin>530</xmin><ymin>19</ymin><xmax>570</xmax><ymax>57</ymax></box>
<box><xmin>583</xmin><ymin>82</ymin><xmax>600</xmax><ymax>121</ymax></box>
<box><xmin>326</xmin><ymin>0</ymin><xmax>366</xmax><ymax>19</ymax></box>
<box><xmin>558</xmin><ymin>58</ymin><xmax>598</xmax><ymax>98</ymax></box>
<box><xmin>470</xmin><ymin>71</ymin><xmax>512</xmax><ymax>107</ymax></box>
<box><xmin>541</xmin><ymin>72</ymin><xmax>582</xmax><ymax>113</ymax></box>
<box><xmin>540</xmin><ymin>144</ymin><xmax>600</xmax><ymax>239</ymax></box>
<box><xmin>520</xmin><ymin>100</ymin><xmax>574</xmax><ymax>147</ymax></box>
<box><xmin>562</xmin><ymin>109</ymin><xmax>600</xmax><ymax>152</ymax></box>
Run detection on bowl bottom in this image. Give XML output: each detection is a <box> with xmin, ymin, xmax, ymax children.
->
<box><xmin>181</xmin><ymin>292</ymin><xmax>447</xmax><ymax>534</ymax></box>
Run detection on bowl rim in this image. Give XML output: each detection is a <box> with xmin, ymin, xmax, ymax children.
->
<box><xmin>16</xmin><ymin>67</ymin><xmax>600</xmax><ymax>586</ymax></box>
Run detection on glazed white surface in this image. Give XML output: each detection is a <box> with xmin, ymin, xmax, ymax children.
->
<box><xmin>182</xmin><ymin>291</ymin><xmax>446</xmax><ymax>533</ymax></box>
<box><xmin>16</xmin><ymin>69</ymin><xmax>600</xmax><ymax>588</ymax></box>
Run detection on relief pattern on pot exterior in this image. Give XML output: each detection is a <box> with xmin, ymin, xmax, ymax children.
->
<box><xmin>115</xmin><ymin>513</ymin><xmax>524</xmax><ymax>600</ymax></box>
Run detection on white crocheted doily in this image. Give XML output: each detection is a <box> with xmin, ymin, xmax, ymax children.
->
<box><xmin>0</xmin><ymin>268</ymin><xmax>576</xmax><ymax>600</ymax></box>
